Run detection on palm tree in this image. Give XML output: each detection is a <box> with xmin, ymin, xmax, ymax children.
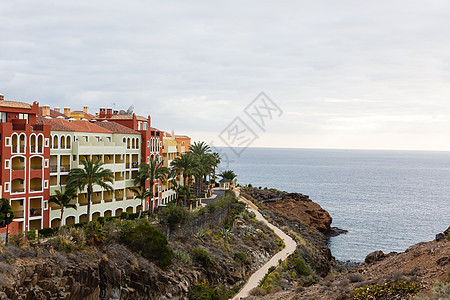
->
<box><xmin>67</xmin><ymin>158</ymin><xmax>113</xmax><ymax>223</ymax></box>
<box><xmin>210</xmin><ymin>152</ymin><xmax>221</xmax><ymax>185</ymax></box>
<box><xmin>170</xmin><ymin>153</ymin><xmax>195</xmax><ymax>187</ymax></box>
<box><xmin>189</xmin><ymin>141</ymin><xmax>211</xmax><ymax>155</ymax></box>
<box><xmin>133</xmin><ymin>159</ymin><xmax>169</xmax><ymax>211</ymax></box>
<box><xmin>49</xmin><ymin>187</ymin><xmax>77</xmax><ymax>229</ymax></box>
<box><xmin>130</xmin><ymin>187</ymin><xmax>152</xmax><ymax>219</ymax></box>
<box><xmin>219</xmin><ymin>170</ymin><xmax>237</xmax><ymax>181</ymax></box>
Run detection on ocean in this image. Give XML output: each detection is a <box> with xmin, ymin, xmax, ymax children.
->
<box><xmin>218</xmin><ymin>147</ymin><xmax>450</xmax><ymax>262</ymax></box>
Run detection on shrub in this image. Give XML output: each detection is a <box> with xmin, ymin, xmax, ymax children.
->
<box><xmin>187</xmin><ymin>280</ymin><xmax>231</xmax><ymax>300</ymax></box>
<box><xmin>85</xmin><ymin>221</ymin><xmax>106</xmax><ymax>247</ymax></box>
<box><xmin>249</xmin><ymin>287</ymin><xmax>267</xmax><ymax>296</ymax></box>
<box><xmin>120</xmin><ymin>220</ymin><xmax>173</xmax><ymax>269</ymax></box>
<box><xmin>25</xmin><ymin>231</ymin><xmax>36</xmax><ymax>241</ymax></box>
<box><xmin>120</xmin><ymin>212</ymin><xmax>129</xmax><ymax>220</ymax></box>
<box><xmin>128</xmin><ymin>213</ymin><xmax>139</xmax><ymax>220</ymax></box>
<box><xmin>294</xmin><ymin>256</ymin><xmax>309</xmax><ymax>276</ymax></box>
<box><xmin>158</xmin><ymin>204</ymin><xmax>190</xmax><ymax>232</ymax></box>
<box><xmin>412</xmin><ymin>281</ymin><xmax>450</xmax><ymax>300</ymax></box>
<box><xmin>234</xmin><ymin>252</ymin><xmax>247</xmax><ymax>263</ymax></box>
<box><xmin>174</xmin><ymin>249</ymin><xmax>192</xmax><ymax>265</ymax></box>
<box><xmin>97</xmin><ymin>217</ymin><xmax>105</xmax><ymax>224</ymax></box>
<box><xmin>192</xmin><ymin>247</ymin><xmax>215</xmax><ymax>268</ymax></box>
<box><xmin>352</xmin><ymin>280</ymin><xmax>421</xmax><ymax>300</ymax></box>
<box><xmin>38</xmin><ymin>227</ymin><xmax>58</xmax><ymax>237</ymax></box>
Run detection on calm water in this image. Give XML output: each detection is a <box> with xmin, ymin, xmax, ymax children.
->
<box><xmin>219</xmin><ymin>147</ymin><xmax>450</xmax><ymax>262</ymax></box>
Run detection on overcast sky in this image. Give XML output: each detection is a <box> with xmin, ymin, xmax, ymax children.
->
<box><xmin>2</xmin><ymin>1</ymin><xmax>450</xmax><ymax>151</ymax></box>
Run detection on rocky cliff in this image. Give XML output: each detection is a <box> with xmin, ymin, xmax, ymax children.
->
<box><xmin>241</xmin><ymin>188</ymin><xmax>332</xmax><ymax>234</ymax></box>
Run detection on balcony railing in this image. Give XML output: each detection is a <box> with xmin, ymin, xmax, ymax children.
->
<box><xmin>12</xmin><ymin>123</ymin><xmax>26</xmax><ymax>130</ymax></box>
<box><xmin>13</xmin><ymin>210</ymin><xmax>24</xmax><ymax>219</ymax></box>
<box><xmin>30</xmin><ymin>146</ymin><xmax>43</xmax><ymax>153</ymax></box>
<box><xmin>30</xmin><ymin>208</ymin><xmax>42</xmax><ymax>217</ymax></box>
<box><xmin>30</xmin><ymin>186</ymin><xmax>43</xmax><ymax>192</ymax></box>
<box><xmin>131</xmin><ymin>162</ymin><xmax>139</xmax><ymax>169</ymax></box>
<box><xmin>12</xmin><ymin>166</ymin><xmax>25</xmax><ymax>171</ymax></box>
<box><xmin>11</xmin><ymin>146</ymin><xmax>25</xmax><ymax>153</ymax></box>
<box><xmin>11</xmin><ymin>188</ymin><xmax>25</xmax><ymax>193</ymax></box>
<box><xmin>30</xmin><ymin>165</ymin><xmax>43</xmax><ymax>170</ymax></box>
<box><xmin>50</xmin><ymin>165</ymin><xmax>70</xmax><ymax>173</ymax></box>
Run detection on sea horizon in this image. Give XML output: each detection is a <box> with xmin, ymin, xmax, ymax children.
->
<box><xmin>219</xmin><ymin>147</ymin><xmax>450</xmax><ymax>261</ymax></box>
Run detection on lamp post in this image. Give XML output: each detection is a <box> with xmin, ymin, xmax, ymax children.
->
<box><xmin>5</xmin><ymin>213</ymin><xmax>10</xmax><ymax>245</ymax></box>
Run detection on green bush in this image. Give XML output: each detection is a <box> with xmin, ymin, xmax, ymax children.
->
<box><xmin>192</xmin><ymin>247</ymin><xmax>215</xmax><ymax>268</ymax></box>
<box><xmin>187</xmin><ymin>280</ymin><xmax>231</xmax><ymax>300</ymax></box>
<box><xmin>128</xmin><ymin>213</ymin><xmax>139</xmax><ymax>220</ymax></box>
<box><xmin>352</xmin><ymin>280</ymin><xmax>421</xmax><ymax>300</ymax></box>
<box><xmin>85</xmin><ymin>221</ymin><xmax>105</xmax><ymax>247</ymax></box>
<box><xmin>174</xmin><ymin>249</ymin><xmax>192</xmax><ymax>265</ymax></box>
<box><xmin>234</xmin><ymin>252</ymin><xmax>247</xmax><ymax>263</ymax></box>
<box><xmin>294</xmin><ymin>256</ymin><xmax>309</xmax><ymax>276</ymax></box>
<box><xmin>158</xmin><ymin>204</ymin><xmax>189</xmax><ymax>232</ymax></box>
<box><xmin>97</xmin><ymin>217</ymin><xmax>105</xmax><ymax>224</ymax></box>
<box><xmin>25</xmin><ymin>231</ymin><xmax>36</xmax><ymax>241</ymax></box>
<box><xmin>38</xmin><ymin>227</ymin><xmax>58</xmax><ymax>237</ymax></box>
<box><xmin>120</xmin><ymin>212</ymin><xmax>129</xmax><ymax>219</ymax></box>
<box><xmin>120</xmin><ymin>220</ymin><xmax>173</xmax><ymax>269</ymax></box>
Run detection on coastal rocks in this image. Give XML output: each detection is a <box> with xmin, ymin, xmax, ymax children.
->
<box><xmin>435</xmin><ymin>233</ymin><xmax>445</xmax><ymax>241</ymax></box>
<box><xmin>364</xmin><ymin>250</ymin><xmax>385</xmax><ymax>264</ymax></box>
<box><xmin>242</xmin><ymin>187</ymin><xmax>333</xmax><ymax>234</ymax></box>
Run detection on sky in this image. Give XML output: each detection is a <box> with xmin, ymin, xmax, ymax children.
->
<box><xmin>2</xmin><ymin>1</ymin><xmax>450</xmax><ymax>151</ymax></box>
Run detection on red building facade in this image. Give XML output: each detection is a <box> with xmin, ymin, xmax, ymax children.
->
<box><xmin>0</xmin><ymin>95</ymin><xmax>51</xmax><ymax>235</ymax></box>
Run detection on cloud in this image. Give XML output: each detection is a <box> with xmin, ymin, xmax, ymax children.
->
<box><xmin>1</xmin><ymin>1</ymin><xmax>450</xmax><ymax>150</ymax></box>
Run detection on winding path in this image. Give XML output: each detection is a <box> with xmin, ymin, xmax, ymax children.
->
<box><xmin>232</xmin><ymin>191</ymin><xmax>297</xmax><ymax>300</ymax></box>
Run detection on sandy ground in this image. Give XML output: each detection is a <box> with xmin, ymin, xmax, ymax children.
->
<box><xmin>233</xmin><ymin>190</ymin><xmax>298</xmax><ymax>300</ymax></box>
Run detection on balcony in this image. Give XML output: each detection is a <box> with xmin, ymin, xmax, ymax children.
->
<box><xmin>30</xmin><ymin>208</ymin><xmax>42</xmax><ymax>217</ymax></box>
<box><xmin>50</xmin><ymin>165</ymin><xmax>70</xmax><ymax>173</ymax></box>
<box><xmin>13</xmin><ymin>210</ymin><xmax>24</xmax><ymax>219</ymax></box>
<box><xmin>12</xmin><ymin>123</ymin><xmax>26</xmax><ymax>130</ymax></box>
<box><xmin>30</xmin><ymin>178</ymin><xmax>43</xmax><ymax>192</ymax></box>
<box><xmin>11</xmin><ymin>179</ymin><xmax>25</xmax><ymax>194</ymax></box>
<box><xmin>31</xmin><ymin>124</ymin><xmax>44</xmax><ymax>131</ymax></box>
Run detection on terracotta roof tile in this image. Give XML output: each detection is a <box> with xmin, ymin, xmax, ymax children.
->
<box><xmin>67</xmin><ymin>120</ymin><xmax>112</xmax><ymax>133</ymax></box>
<box><xmin>0</xmin><ymin>101</ymin><xmax>32</xmax><ymax>109</ymax></box>
<box><xmin>36</xmin><ymin>116</ymin><xmax>75</xmax><ymax>132</ymax></box>
<box><xmin>96</xmin><ymin>114</ymin><xmax>148</xmax><ymax>121</ymax></box>
<box><xmin>94</xmin><ymin>121</ymin><xmax>140</xmax><ymax>135</ymax></box>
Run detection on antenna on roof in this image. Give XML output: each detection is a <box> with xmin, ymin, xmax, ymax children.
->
<box><xmin>126</xmin><ymin>105</ymin><xmax>134</xmax><ymax>115</ymax></box>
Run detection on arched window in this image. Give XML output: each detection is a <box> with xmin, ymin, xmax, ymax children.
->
<box><xmin>30</xmin><ymin>134</ymin><xmax>36</xmax><ymax>153</ymax></box>
<box><xmin>66</xmin><ymin>136</ymin><xmax>71</xmax><ymax>149</ymax></box>
<box><xmin>60</xmin><ymin>135</ymin><xmax>65</xmax><ymax>149</ymax></box>
<box><xmin>127</xmin><ymin>138</ymin><xmax>131</xmax><ymax>149</ymax></box>
<box><xmin>53</xmin><ymin>135</ymin><xmax>58</xmax><ymax>149</ymax></box>
<box><xmin>37</xmin><ymin>135</ymin><xmax>44</xmax><ymax>153</ymax></box>
<box><xmin>19</xmin><ymin>134</ymin><xmax>26</xmax><ymax>154</ymax></box>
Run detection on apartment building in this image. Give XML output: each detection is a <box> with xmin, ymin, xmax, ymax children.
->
<box><xmin>0</xmin><ymin>96</ymin><xmax>51</xmax><ymax>234</ymax></box>
<box><xmin>0</xmin><ymin>94</ymin><xmax>190</xmax><ymax>234</ymax></box>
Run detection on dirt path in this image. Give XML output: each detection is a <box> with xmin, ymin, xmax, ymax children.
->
<box><xmin>232</xmin><ymin>191</ymin><xmax>297</xmax><ymax>300</ymax></box>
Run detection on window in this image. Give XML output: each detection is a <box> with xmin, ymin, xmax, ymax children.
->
<box><xmin>143</xmin><ymin>122</ymin><xmax>148</xmax><ymax>130</ymax></box>
<box><xmin>44</xmin><ymin>159</ymin><xmax>49</xmax><ymax>168</ymax></box>
<box><xmin>106</xmin><ymin>137</ymin><xmax>111</xmax><ymax>142</ymax></box>
<box><xmin>5</xmin><ymin>137</ymin><xmax>10</xmax><ymax>146</ymax></box>
<box><xmin>84</xmin><ymin>136</ymin><xmax>88</xmax><ymax>142</ymax></box>
<box><xmin>5</xmin><ymin>159</ymin><xmax>10</xmax><ymax>169</ymax></box>
<box><xmin>44</xmin><ymin>138</ymin><xmax>49</xmax><ymax>147</ymax></box>
<box><xmin>138</xmin><ymin>122</ymin><xmax>142</xmax><ymax>130</ymax></box>
<box><xmin>4</xmin><ymin>183</ymin><xmax>9</xmax><ymax>192</ymax></box>
<box><xmin>0</xmin><ymin>112</ymin><xmax>6</xmax><ymax>123</ymax></box>
<box><xmin>95</xmin><ymin>136</ymin><xmax>101</xmax><ymax>142</ymax></box>
<box><xmin>44</xmin><ymin>180</ymin><xmax>49</xmax><ymax>189</ymax></box>
<box><xmin>43</xmin><ymin>200</ymin><xmax>48</xmax><ymax>210</ymax></box>
<box><xmin>18</xmin><ymin>113</ymin><xmax>29</xmax><ymax>123</ymax></box>
<box><xmin>147</xmin><ymin>141</ymin><xmax>150</xmax><ymax>147</ymax></box>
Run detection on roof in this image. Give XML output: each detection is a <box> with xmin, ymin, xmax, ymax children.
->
<box><xmin>71</xmin><ymin>111</ymin><xmax>95</xmax><ymax>120</ymax></box>
<box><xmin>0</xmin><ymin>101</ymin><xmax>32</xmax><ymax>109</ymax></box>
<box><xmin>36</xmin><ymin>116</ymin><xmax>75</xmax><ymax>132</ymax></box>
<box><xmin>67</xmin><ymin>120</ymin><xmax>111</xmax><ymax>133</ymax></box>
<box><xmin>219</xmin><ymin>178</ymin><xmax>231</xmax><ymax>183</ymax></box>
<box><xmin>38</xmin><ymin>107</ymin><xmax>66</xmax><ymax>118</ymax></box>
<box><xmin>95</xmin><ymin>120</ymin><xmax>140</xmax><ymax>135</ymax></box>
<box><xmin>96</xmin><ymin>114</ymin><xmax>148</xmax><ymax>121</ymax></box>
<box><xmin>175</xmin><ymin>135</ymin><xmax>190</xmax><ymax>139</ymax></box>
